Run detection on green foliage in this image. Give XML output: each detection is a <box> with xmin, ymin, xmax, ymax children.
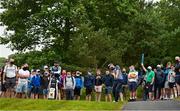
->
<box><xmin>0</xmin><ymin>57</ymin><xmax>6</xmax><ymax>68</ymax></box>
<box><xmin>0</xmin><ymin>0</ymin><xmax>179</xmax><ymax>68</ymax></box>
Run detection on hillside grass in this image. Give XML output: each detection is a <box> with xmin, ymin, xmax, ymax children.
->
<box><xmin>0</xmin><ymin>98</ymin><xmax>125</xmax><ymax>110</ymax></box>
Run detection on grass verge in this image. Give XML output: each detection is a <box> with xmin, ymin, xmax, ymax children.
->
<box><xmin>0</xmin><ymin>98</ymin><xmax>125</xmax><ymax>110</ymax></box>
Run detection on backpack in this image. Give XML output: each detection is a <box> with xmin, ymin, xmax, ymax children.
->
<box><xmin>75</xmin><ymin>76</ymin><xmax>82</xmax><ymax>88</ymax></box>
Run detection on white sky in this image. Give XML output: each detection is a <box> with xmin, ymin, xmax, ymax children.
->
<box><xmin>0</xmin><ymin>0</ymin><xmax>160</xmax><ymax>58</ymax></box>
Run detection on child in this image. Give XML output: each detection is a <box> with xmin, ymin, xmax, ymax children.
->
<box><xmin>102</xmin><ymin>70</ymin><xmax>114</xmax><ymax>102</ymax></box>
<box><xmin>74</xmin><ymin>71</ymin><xmax>83</xmax><ymax>100</ymax></box>
<box><xmin>31</xmin><ymin>69</ymin><xmax>41</xmax><ymax>99</ymax></box>
<box><xmin>95</xmin><ymin>69</ymin><xmax>103</xmax><ymax>102</ymax></box>
<box><xmin>128</xmin><ymin>65</ymin><xmax>138</xmax><ymax>101</ymax></box>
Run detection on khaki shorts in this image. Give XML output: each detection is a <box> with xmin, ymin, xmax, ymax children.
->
<box><xmin>95</xmin><ymin>85</ymin><xmax>102</xmax><ymax>93</ymax></box>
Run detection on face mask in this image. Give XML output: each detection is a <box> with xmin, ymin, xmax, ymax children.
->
<box><xmin>67</xmin><ymin>74</ymin><xmax>71</xmax><ymax>77</ymax></box>
<box><xmin>10</xmin><ymin>62</ymin><xmax>14</xmax><ymax>64</ymax></box>
<box><xmin>157</xmin><ymin>68</ymin><xmax>161</xmax><ymax>70</ymax></box>
<box><xmin>147</xmin><ymin>69</ymin><xmax>151</xmax><ymax>72</ymax></box>
<box><xmin>122</xmin><ymin>71</ymin><xmax>125</xmax><ymax>73</ymax></box>
<box><xmin>23</xmin><ymin>67</ymin><xmax>28</xmax><ymax>71</ymax></box>
<box><xmin>88</xmin><ymin>72</ymin><xmax>91</xmax><ymax>75</ymax></box>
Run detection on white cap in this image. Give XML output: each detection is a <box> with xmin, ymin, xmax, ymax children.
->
<box><xmin>44</xmin><ymin>65</ymin><xmax>48</xmax><ymax>69</ymax></box>
<box><xmin>36</xmin><ymin>69</ymin><xmax>40</xmax><ymax>72</ymax></box>
<box><xmin>157</xmin><ymin>65</ymin><xmax>161</xmax><ymax>68</ymax></box>
<box><xmin>147</xmin><ymin>66</ymin><xmax>152</xmax><ymax>70</ymax></box>
<box><xmin>175</xmin><ymin>56</ymin><xmax>179</xmax><ymax>60</ymax></box>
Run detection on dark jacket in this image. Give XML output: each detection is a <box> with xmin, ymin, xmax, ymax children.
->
<box><xmin>122</xmin><ymin>73</ymin><xmax>128</xmax><ymax>85</ymax></box>
<box><xmin>95</xmin><ymin>75</ymin><xmax>103</xmax><ymax>86</ymax></box>
<box><xmin>84</xmin><ymin>74</ymin><xmax>95</xmax><ymax>88</ymax></box>
<box><xmin>102</xmin><ymin>74</ymin><xmax>114</xmax><ymax>87</ymax></box>
<box><xmin>175</xmin><ymin>62</ymin><xmax>180</xmax><ymax>75</ymax></box>
<box><xmin>155</xmin><ymin>68</ymin><xmax>164</xmax><ymax>84</ymax></box>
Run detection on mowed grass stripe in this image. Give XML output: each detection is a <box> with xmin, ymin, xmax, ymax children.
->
<box><xmin>0</xmin><ymin>98</ymin><xmax>124</xmax><ymax>110</ymax></box>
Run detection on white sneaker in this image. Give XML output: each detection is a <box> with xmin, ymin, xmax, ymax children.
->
<box><xmin>170</xmin><ymin>95</ymin><xmax>174</xmax><ymax>99</ymax></box>
<box><xmin>175</xmin><ymin>93</ymin><xmax>177</xmax><ymax>98</ymax></box>
<box><xmin>164</xmin><ymin>96</ymin><xmax>168</xmax><ymax>100</ymax></box>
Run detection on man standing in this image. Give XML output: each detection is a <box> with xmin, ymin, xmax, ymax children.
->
<box><xmin>141</xmin><ymin>64</ymin><xmax>155</xmax><ymax>100</ymax></box>
<box><xmin>102</xmin><ymin>70</ymin><xmax>114</xmax><ymax>102</ymax></box>
<box><xmin>15</xmin><ymin>64</ymin><xmax>30</xmax><ymax>98</ymax></box>
<box><xmin>84</xmin><ymin>70</ymin><xmax>95</xmax><ymax>101</ymax></box>
<box><xmin>3</xmin><ymin>59</ymin><xmax>17</xmax><ymax>98</ymax></box>
<box><xmin>154</xmin><ymin>65</ymin><xmax>164</xmax><ymax>100</ymax></box>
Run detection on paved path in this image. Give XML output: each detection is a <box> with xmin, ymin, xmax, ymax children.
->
<box><xmin>122</xmin><ymin>100</ymin><xmax>180</xmax><ymax>111</ymax></box>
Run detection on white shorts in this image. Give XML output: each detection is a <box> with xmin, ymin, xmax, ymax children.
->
<box><xmin>164</xmin><ymin>81</ymin><xmax>169</xmax><ymax>88</ymax></box>
<box><xmin>95</xmin><ymin>86</ymin><xmax>102</xmax><ymax>93</ymax></box>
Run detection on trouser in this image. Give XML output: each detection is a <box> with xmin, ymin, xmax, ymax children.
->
<box><xmin>65</xmin><ymin>89</ymin><xmax>74</xmax><ymax>100</ymax></box>
<box><xmin>113</xmin><ymin>79</ymin><xmax>122</xmax><ymax>102</ymax></box>
<box><xmin>143</xmin><ymin>85</ymin><xmax>149</xmax><ymax>101</ymax></box>
<box><xmin>154</xmin><ymin>83</ymin><xmax>161</xmax><ymax>99</ymax></box>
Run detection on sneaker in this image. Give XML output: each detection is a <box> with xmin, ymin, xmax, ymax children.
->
<box><xmin>175</xmin><ymin>93</ymin><xmax>177</xmax><ymax>98</ymax></box>
<box><xmin>170</xmin><ymin>95</ymin><xmax>174</xmax><ymax>99</ymax></box>
<box><xmin>128</xmin><ymin>99</ymin><xmax>133</xmax><ymax>102</ymax></box>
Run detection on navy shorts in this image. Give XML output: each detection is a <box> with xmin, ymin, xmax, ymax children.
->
<box><xmin>32</xmin><ymin>87</ymin><xmax>41</xmax><ymax>94</ymax></box>
<box><xmin>74</xmin><ymin>87</ymin><xmax>81</xmax><ymax>96</ymax></box>
<box><xmin>105</xmin><ymin>86</ymin><xmax>112</xmax><ymax>95</ymax></box>
<box><xmin>128</xmin><ymin>82</ymin><xmax>137</xmax><ymax>91</ymax></box>
<box><xmin>86</xmin><ymin>88</ymin><xmax>93</xmax><ymax>96</ymax></box>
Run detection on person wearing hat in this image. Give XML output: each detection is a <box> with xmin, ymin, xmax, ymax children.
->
<box><xmin>31</xmin><ymin>69</ymin><xmax>41</xmax><ymax>99</ymax></box>
<box><xmin>74</xmin><ymin>71</ymin><xmax>83</xmax><ymax>100</ymax></box>
<box><xmin>141</xmin><ymin>64</ymin><xmax>155</xmax><ymax>100</ymax></box>
<box><xmin>41</xmin><ymin>66</ymin><xmax>50</xmax><ymax>99</ymax></box>
<box><xmin>26</xmin><ymin>69</ymin><xmax>36</xmax><ymax>98</ymax></box>
<box><xmin>154</xmin><ymin>65</ymin><xmax>164</xmax><ymax>100</ymax></box>
<box><xmin>112</xmin><ymin>65</ymin><xmax>124</xmax><ymax>102</ymax></box>
<box><xmin>3</xmin><ymin>59</ymin><xmax>18</xmax><ymax>98</ymax></box>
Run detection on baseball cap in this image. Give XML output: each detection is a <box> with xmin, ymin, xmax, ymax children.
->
<box><xmin>44</xmin><ymin>65</ymin><xmax>48</xmax><ymax>69</ymax></box>
<box><xmin>147</xmin><ymin>66</ymin><xmax>152</xmax><ymax>70</ymax></box>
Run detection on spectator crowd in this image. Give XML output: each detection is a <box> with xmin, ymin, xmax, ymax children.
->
<box><xmin>0</xmin><ymin>56</ymin><xmax>180</xmax><ymax>102</ymax></box>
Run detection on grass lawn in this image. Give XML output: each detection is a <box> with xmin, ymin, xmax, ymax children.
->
<box><xmin>176</xmin><ymin>97</ymin><xmax>180</xmax><ymax>101</ymax></box>
<box><xmin>0</xmin><ymin>98</ymin><xmax>125</xmax><ymax>110</ymax></box>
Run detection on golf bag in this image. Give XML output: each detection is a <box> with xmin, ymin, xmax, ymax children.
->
<box><xmin>48</xmin><ymin>74</ymin><xmax>59</xmax><ymax>100</ymax></box>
